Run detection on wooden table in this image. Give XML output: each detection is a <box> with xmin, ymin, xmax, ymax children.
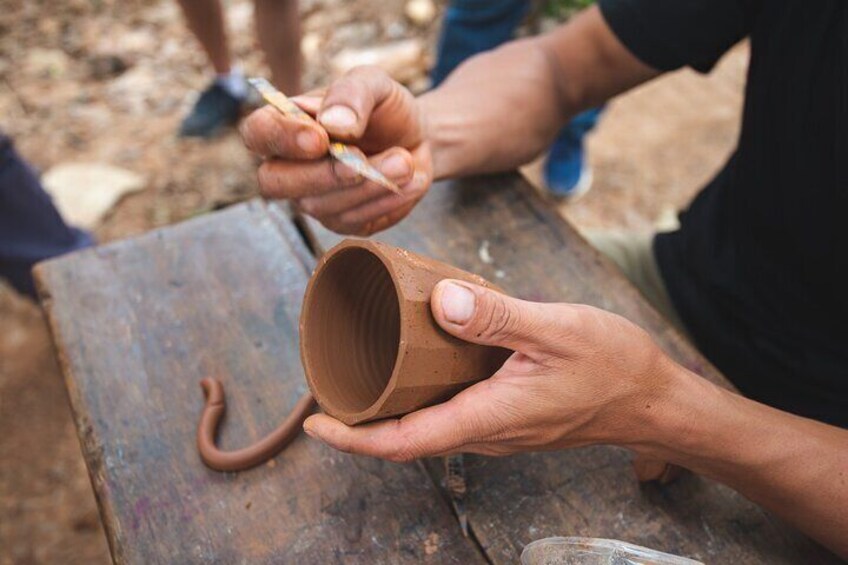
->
<box><xmin>35</xmin><ymin>174</ymin><xmax>836</xmax><ymax>563</ymax></box>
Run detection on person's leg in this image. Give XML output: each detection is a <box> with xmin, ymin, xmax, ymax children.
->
<box><xmin>431</xmin><ymin>0</ymin><xmax>530</xmax><ymax>86</ymax></box>
<box><xmin>176</xmin><ymin>0</ymin><xmax>232</xmax><ymax>74</ymax></box>
<box><xmin>0</xmin><ymin>135</ymin><xmax>93</xmax><ymax>299</ymax></box>
<box><xmin>176</xmin><ymin>0</ymin><xmax>248</xmax><ymax>137</ymax></box>
<box><xmin>583</xmin><ymin>230</ymin><xmax>688</xmax><ymax>336</ymax></box>
<box><xmin>254</xmin><ymin>0</ymin><xmax>302</xmax><ymax>94</ymax></box>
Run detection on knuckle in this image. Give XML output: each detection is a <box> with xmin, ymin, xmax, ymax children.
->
<box><xmin>258</xmin><ymin>163</ymin><xmax>290</xmax><ymax>197</ymax></box>
<box><xmin>256</xmin><ymin>164</ymin><xmax>276</xmax><ymax>194</ymax></box>
<box><xmin>407</xmin><ymin>174</ymin><xmax>430</xmax><ymax>197</ymax></box>
<box><xmin>476</xmin><ymin>295</ymin><xmax>520</xmax><ymax>341</ymax></box>
<box><xmin>297</xmin><ymin>198</ymin><xmax>317</xmax><ymax>216</ymax></box>
<box><xmin>348</xmin><ymin>64</ymin><xmax>384</xmax><ymax>80</ymax></box>
<box><xmin>319</xmin><ymin>217</ymin><xmax>339</xmax><ymax>232</ymax></box>
<box><xmin>340</xmin><ymin>65</ymin><xmax>389</xmax><ymax>110</ymax></box>
<box><xmin>337</xmin><ymin>207</ymin><xmax>364</xmax><ymax>226</ymax></box>
<box><xmin>386</xmin><ymin>423</ymin><xmax>425</xmax><ymax>463</ymax></box>
<box><xmin>323</xmin><ymin>217</ymin><xmax>358</xmax><ymax>236</ymax></box>
<box><xmin>329</xmin><ymin>74</ymin><xmax>360</xmax><ymax>99</ymax></box>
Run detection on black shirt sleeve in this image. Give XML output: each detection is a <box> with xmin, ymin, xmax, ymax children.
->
<box><xmin>598</xmin><ymin>0</ymin><xmax>761</xmax><ymax>73</ymax></box>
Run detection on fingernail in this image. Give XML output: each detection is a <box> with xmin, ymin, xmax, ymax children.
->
<box><xmin>303</xmin><ymin>423</ymin><xmax>316</xmax><ymax>438</ymax></box>
<box><xmin>319</xmin><ymin>105</ymin><xmax>357</xmax><ymax>130</ymax></box>
<box><xmin>380</xmin><ymin>154</ymin><xmax>410</xmax><ymax>179</ymax></box>
<box><xmin>441</xmin><ymin>282</ymin><xmax>475</xmax><ymax>325</ymax></box>
<box><xmin>297</xmin><ymin>130</ymin><xmax>320</xmax><ymax>153</ymax></box>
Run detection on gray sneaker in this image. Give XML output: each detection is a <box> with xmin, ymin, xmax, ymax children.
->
<box><xmin>179</xmin><ymin>82</ymin><xmax>244</xmax><ymax>138</ymax></box>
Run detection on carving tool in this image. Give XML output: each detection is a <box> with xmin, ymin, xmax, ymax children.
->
<box><xmin>247</xmin><ymin>78</ymin><xmax>401</xmax><ymax>194</ymax></box>
<box><xmin>445</xmin><ymin>454</ymin><xmax>469</xmax><ymax>537</ymax></box>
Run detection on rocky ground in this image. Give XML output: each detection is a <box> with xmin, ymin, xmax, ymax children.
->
<box><xmin>0</xmin><ymin>0</ymin><xmax>747</xmax><ymax>561</ymax></box>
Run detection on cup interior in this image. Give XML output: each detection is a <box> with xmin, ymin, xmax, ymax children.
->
<box><xmin>302</xmin><ymin>246</ymin><xmax>401</xmax><ymax>417</ymax></box>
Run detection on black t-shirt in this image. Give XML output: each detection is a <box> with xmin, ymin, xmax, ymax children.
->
<box><xmin>598</xmin><ymin>0</ymin><xmax>848</xmax><ymax>427</ymax></box>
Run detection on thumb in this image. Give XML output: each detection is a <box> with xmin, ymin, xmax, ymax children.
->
<box><xmin>317</xmin><ymin>66</ymin><xmax>397</xmax><ymax>140</ymax></box>
<box><xmin>431</xmin><ymin>280</ymin><xmax>566</xmax><ymax>353</ymax></box>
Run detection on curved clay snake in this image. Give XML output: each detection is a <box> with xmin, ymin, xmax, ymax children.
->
<box><xmin>196</xmin><ymin>378</ymin><xmax>316</xmax><ymax>472</ymax></box>
<box><xmin>197</xmin><ymin>379</ymin><xmax>680</xmax><ymax>481</ymax></box>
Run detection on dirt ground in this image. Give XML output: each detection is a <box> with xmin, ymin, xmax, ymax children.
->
<box><xmin>0</xmin><ymin>0</ymin><xmax>747</xmax><ymax>562</ymax></box>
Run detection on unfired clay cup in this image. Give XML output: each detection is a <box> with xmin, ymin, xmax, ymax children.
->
<box><xmin>300</xmin><ymin>239</ymin><xmax>511</xmax><ymax>425</ymax></box>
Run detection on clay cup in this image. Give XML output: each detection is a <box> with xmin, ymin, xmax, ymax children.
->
<box><xmin>300</xmin><ymin>239</ymin><xmax>511</xmax><ymax>425</ymax></box>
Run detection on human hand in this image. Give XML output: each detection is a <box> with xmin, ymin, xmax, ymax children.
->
<box><xmin>240</xmin><ymin>66</ymin><xmax>433</xmax><ymax>236</ymax></box>
<box><xmin>303</xmin><ymin>279</ymin><xmax>680</xmax><ymax>462</ymax></box>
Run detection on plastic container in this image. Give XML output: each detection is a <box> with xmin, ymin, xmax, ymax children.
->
<box><xmin>520</xmin><ymin>537</ymin><xmax>703</xmax><ymax>565</ymax></box>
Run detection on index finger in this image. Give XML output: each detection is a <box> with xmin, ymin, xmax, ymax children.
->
<box><xmin>240</xmin><ymin>105</ymin><xmax>329</xmax><ymax>159</ymax></box>
<box><xmin>302</xmin><ymin>388</ymin><xmax>490</xmax><ymax>462</ymax></box>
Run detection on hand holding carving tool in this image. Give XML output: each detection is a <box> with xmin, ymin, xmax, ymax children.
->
<box><xmin>247</xmin><ymin>78</ymin><xmax>401</xmax><ymax>194</ymax></box>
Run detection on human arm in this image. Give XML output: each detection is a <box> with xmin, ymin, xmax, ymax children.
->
<box><xmin>303</xmin><ymin>280</ymin><xmax>848</xmax><ymax>557</ymax></box>
<box><xmin>420</xmin><ymin>5</ymin><xmax>658</xmax><ymax>179</ymax></box>
<box><xmin>239</xmin><ymin>6</ymin><xmax>658</xmax><ymax>235</ymax></box>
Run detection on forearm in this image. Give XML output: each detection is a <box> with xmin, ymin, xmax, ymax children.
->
<box><xmin>419</xmin><ymin>6</ymin><xmax>659</xmax><ymax>180</ymax></box>
<box><xmin>639</xmin><ymin>366</ymin><xmax>848</xmax><ymax>557</ymax></box>
<box><xmin>419</xmin><ymin>35</ymin><xmax>564</xmax><ymax>180</ymax></box>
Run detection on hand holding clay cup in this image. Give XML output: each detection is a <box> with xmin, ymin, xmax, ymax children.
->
<box><xmin>240</xmin><ymin>66</ymin><xmax>433</xmax><ymax>236</ymax></box>
<box><xmin>303</xmin><ymin>274</ymin><xmax>685</xmax><ymax>465</ymax></box>
<box><xmin>300</xmin><ymin>239</ymin><xmax>511</xmax><ymax>425</ymax></box>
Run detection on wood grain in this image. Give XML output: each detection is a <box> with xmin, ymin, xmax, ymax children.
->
<box><xmin>298</xmin><ymin>174</ymin><xmax>838</xmax><ymax>564</ymax></box>
<box><xmin>35</xmin><ymin>201</ymin><xmax>482</xmax><ymax>564</ymax></box>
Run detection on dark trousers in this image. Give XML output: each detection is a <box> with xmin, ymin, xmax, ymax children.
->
<box><xmin>0</xmin><ymin>134</ymin><xmax>93</xmax><ymax>298</ymax></box>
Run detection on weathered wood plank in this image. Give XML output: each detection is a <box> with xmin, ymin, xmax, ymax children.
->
<box><xmin>299</xmin><ymin>174</ymin><xmax>838</xmax><ymax>564</ymax></box>
<box><xmin>35</xmin><ymin>201</ymin><xmax>483</xmax><ymax>564</ymax></box>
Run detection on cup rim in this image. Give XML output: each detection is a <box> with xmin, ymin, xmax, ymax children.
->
<box><xmin>300</xmin><ymin>239</ymin><xmax>407</xmax><ymax>424</ymax></box>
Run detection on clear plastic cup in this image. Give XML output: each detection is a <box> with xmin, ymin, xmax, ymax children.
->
<box><xmin>520</xmin><ymin>537</ymin><xmax>703</xmax><ymax>565</ymax></box>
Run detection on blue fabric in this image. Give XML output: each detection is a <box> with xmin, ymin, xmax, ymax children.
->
<box><xmin>432</xmin><ymin>0</ymin><xmax>603</xmax><ymax>194</ymax></box>
<box><xmin>432</xmin><ymin>0</ymin><xmax>531</xmax><ymax>86</ymax></box>
<box><xmin>0</xmin><ymin>134</ymin><xmax>94</xmax><ymax>298</ymax></box>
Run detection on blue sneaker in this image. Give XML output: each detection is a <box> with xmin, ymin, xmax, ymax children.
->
<box><xmin>543</xmin><ymin>108</ymin><xmax>603</xmax><ymax>199</ymax></box>
<box><xmin>179</xmin><ymin>82</ymin><xmax>244</xmax><ymax>138</ymax></box>
<box><xmin>543</xmin><ymin>129</ymin><xmax>591</xmax><ymax>200</ymax></box>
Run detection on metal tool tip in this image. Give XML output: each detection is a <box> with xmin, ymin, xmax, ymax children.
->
<box><xmin>247</xmin><ymin>77</ymin><xmax>274</xmax><ymax>92</ymax></box>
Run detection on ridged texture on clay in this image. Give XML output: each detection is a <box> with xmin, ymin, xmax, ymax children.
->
<box><xmin>303</xmin><ymin>247</ymin><xmax>401</xmax><ymax>415</ymax></box>
<box><xmin>301</xmin><ymin>239</ymin><xmax>511</xmax><ymax>425</ymax></box>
